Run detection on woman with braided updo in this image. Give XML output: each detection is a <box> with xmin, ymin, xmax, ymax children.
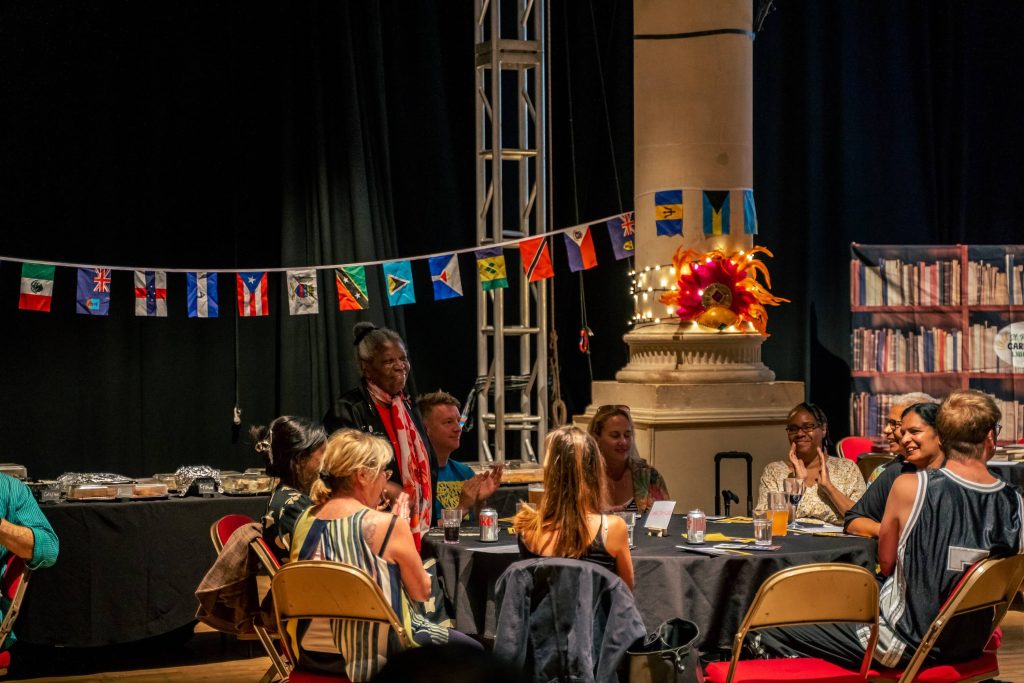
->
<box><xmin>254</xmin><ymin>415</ymin><xmax>327</xmax><ymax>564</ymax></box>
<box><xmin>289</xmin><ymin>428</ymin><xmax>478</xmax><ymax>680</ymax></box>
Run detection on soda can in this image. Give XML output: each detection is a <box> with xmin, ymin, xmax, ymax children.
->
<box><xmin>479</xmin><ymin>507</ymin><xmax>499</xmax><ymax>542</ymax></box>
<box><xmin>686</xmin><ymin>509</ymin><xmax>706</xmax><ymax>544</ymax></box>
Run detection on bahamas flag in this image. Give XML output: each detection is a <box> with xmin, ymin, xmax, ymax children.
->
<box><xmin>475</xmin><ymin>246</ymin><xmax>508</xmax><ymax>291</ymax></box>
<box><xmin>428</xmin><ymin>254</ymin><xmax>463</xmax><ymax>300</ymax></box>
<box><xmin>743</xmin><ymin>189</ymin><xmax>758</xmax><ymax>235</ymax></box>
<box><xmin>702</xmin><ymin>190</ymin><xmax>731</xmax><ymax>236</ymax></box>
<box><xmin>519</xmin><ymin>236</ymin><xmax>554</xmax><ymax>282</ymax></box>
<box><xmin>654</xmin><ymin>190</ymin><xmax>683</xmax><ymax>236</ymax></box>
<box><xmin>335</xmin><ymin>266</ymin><xmax>369</xmax><ymax>311</ymax></box>
<box><xmin>382</xmin><ymin>260</ymin><xmax>416</xmax><ymax>306</ymax></box>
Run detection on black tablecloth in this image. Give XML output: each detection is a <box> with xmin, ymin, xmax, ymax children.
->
<box><xmin>18</xmin><ymin>494</ymin><xmax>269</xmax><ymax>647</ymax></box>
<box><xmin>422</xmin><ymin>514</ymin><xmax>877</xmax><ymax>653</ymax></box>
<box><xmin>990</xmin><ymin>462</ymin><xmax>1024</xmax><ymax>489</ymax></box>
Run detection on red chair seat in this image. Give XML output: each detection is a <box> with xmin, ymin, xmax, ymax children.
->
<box><xmin>705</xmin><ymin>657</ymin><xmax>868</xmax><ymax>682</ymax></box>
<box><xmin>868</xmin><ymin>651</ymin><xmax>998</xmax><ymax>682</ymax></box>
<box><xmin>0</xmin><ymin>649</ymin><xmax>10</xmax><ymax>675</ymax></box>
<box><xmin>287</xmin><ymin>668</ymin><xmax>352</xmax><ymax>682</ymax></box>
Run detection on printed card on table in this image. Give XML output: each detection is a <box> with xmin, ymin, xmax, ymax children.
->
<box><xmin>644</xmin><ymin>500</ymin><xmax>676</xmax><ymax>530</ymax></box>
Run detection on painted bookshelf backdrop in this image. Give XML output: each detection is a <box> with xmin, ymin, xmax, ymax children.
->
<box><xmin>850</xmin><ymin>244</ymin><xmax>1024</xmax><ymax>442</ymax></box>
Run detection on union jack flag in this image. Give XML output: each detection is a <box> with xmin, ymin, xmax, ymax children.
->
<box><xmin>93</xmin><ymin>268</ymin><xmax>112</xmax><ymax>292</ymax></box>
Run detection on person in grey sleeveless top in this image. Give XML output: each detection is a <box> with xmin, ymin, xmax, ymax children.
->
<box><xmin>753</xmin><ymin>389</ymin><xmax>1023</xmax><ymax>669</ymax></box>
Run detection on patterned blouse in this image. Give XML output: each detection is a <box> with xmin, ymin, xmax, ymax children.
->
<box><xmin>262</xmin><ymin>484</ymin><xmax>312</xmax><ymax>564</ymax></box>
<box><xmin>756</xmin><ymin>456</ymin><xmax>866</xmax><ymax>525</ymax></box>
<box><xmin>627</xmin><ymin>455</ymin><xmax>670</xmax><ymax>514</ymax></box>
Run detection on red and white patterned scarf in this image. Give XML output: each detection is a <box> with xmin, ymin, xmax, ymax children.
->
<box><xmin>367</xmin><ymin>381</ymin><xmax>433</xmax><ymax>537</ymax></box>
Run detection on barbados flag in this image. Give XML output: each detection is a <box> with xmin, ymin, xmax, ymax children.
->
<box><xmin>702</xmin><ymin>190</ymin><xmax>731</xmax><ymax>236</ymax></box>
<box><xmin>475</xmin><ymin>247</ymin><xmax>508</xmax><ymax>291</ymax></box>
<box><xmin>335</xmin><ymin>266</ymin><xmax>369</xmax><ymax>311</ymax></box>
<box><xmin>428</xmin><ymin>254</ymin><xmax>463</xmax><ymax>300</ymax></box>
<box><xmin>382</xmin><ymin>261</ymin><xmax>416</xmax><ymax>306</ymax></box>
<box><xmin>654</xmin><ymin>190</ymin><xmax>683</xmax><ymax>236</ymax></box>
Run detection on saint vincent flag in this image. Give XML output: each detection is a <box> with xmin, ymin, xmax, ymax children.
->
<box><xmin>76</xmin><ymin>267</ymin><xmax>112</xmax><ymax>316</ymax></box>
<box><xmin>475</xmin><ymin>246</ymin><xmax>508</xmax><ymax>291</ymax></box>
<box><xmin>19</xmin><ymin>263</ymin><xmax>55</xmax><ymax>312</ymax></box>
<box><xmin>287</xmin><ymin>269</ymin><xmax>319</xmax><ymax>315</ymax></box>
<box><xmin>518</xmin><ymin>237</ymin><xmax>554</xmax><ymax>282</ymax></box>
<box><xmin>563</xmin><ymin>226</ymin><xmax>598</xmax><ymax>272</ymax></box>
<box><xmin>654</xmin><ymin>190</ymin><xmax>683</xmax><ymax>236</ymax></box>
<box><xmin>743</xmin><ymin>189</ymin><xmax>758</xmax><ymax>235</ymax></box>
<box><xmin>428</xmin><ymin>254</ymin><xmax>463</xmax><ymax>300</ymax></box>
<box><xmin>702</xmin><ymin>190</ymin><xmax>731</xmax><ymax>236</ymax></box>
<box><xmin>187</xmin><ymin>272</ymin><xmax>218</xmax><ymax>318</ymax></box>
<box><xmin>335</xmin><ymin>266</ymin><xmax>369</xmax><ymax>311</ymax></box>
<box><xmin>382</xmin><ymin>260</ymin><xmax>416</xmax><ymax>306</ymax></box>
<box><xmin>605</xmin><ymin>212</ymin><xmax>635</xmax><ymax>260</ymax></box>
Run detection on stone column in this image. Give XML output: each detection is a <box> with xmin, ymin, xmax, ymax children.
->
<box><xmin>576</xmin><ymin>1</ymin><xmax>803</xmax><ymax>515</ymax></box>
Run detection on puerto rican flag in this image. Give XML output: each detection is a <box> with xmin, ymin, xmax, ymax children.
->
<box><xmin>236</xmin><ymin>271</ymin><xmax>269</xmax><ymax>317</ymax></box>
<box><xmin>134</xmin><ymin>270</ymin><xmax>167</xmax><ymax>317</ymax></box>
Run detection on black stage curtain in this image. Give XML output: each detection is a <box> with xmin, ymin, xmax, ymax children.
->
<box><xmin>2</xmin><ymin>2</ymin><xmax>1023</xmax><ymax>479</ymax></box>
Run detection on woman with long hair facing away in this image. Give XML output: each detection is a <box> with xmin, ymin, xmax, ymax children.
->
<box><xmin>254</xmin><ymin>415</ymin><xmax>327</xmax><ymax>564</ymax></box>
<box><xmin>514</xmin><ymin>426</ymin><xmax>635</xmax><ymax>590</ymax></box>
<box><xmin>289</xmin><ymin>429</ymin><xmax>477</xmax><ymax>680</ymax></box>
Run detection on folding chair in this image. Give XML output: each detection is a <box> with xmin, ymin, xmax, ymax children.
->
<box><xmin>838</xmin><ymin>436</ymin><xmax>876</xmax><ymax>463</ymax></box>
<box><xmin>209</xmin><ymin>514</ymin><xmax>290</xmax><ymax>683</ymax></box>
<box><xmin>705</xmin><ymin>563</ymin><xmax>879</xmax><ymax>683</ymax></box>
<box><xmin>857</xmin><ymin>453</ymin><xmax>896</xmax><ymax>483</ymax></box>
<box><xmin>869</xmin><ymin>554</ymin><xmax>1024</xmax><ymax>683</ymax></box>
<box><xmin>0</xmin><ymin>554</ymin><xmax>32</xmax><ymax>676</ymax></box>
<box><xmin>271</xmin><ymin>560</ymin><xmax>414</xmax><ymax>682</ymax></box>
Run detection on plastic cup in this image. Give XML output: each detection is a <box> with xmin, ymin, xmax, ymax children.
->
<box><xmin>753</xmin><ymin>518</ymin><xmax>772</xmax><ymax>545</ymax></box>
<box><xmin>615</xmin><ymin>511</ymin><xmax>637</xmax><ymax>548</ymax></box>
<box><xmin>442</xmin><ymin>508</ymin><xmax>462</xmax><ymax>544</ymax></box>
<box><xmin>768</xmin><ymin>491</ymin><xmax>789</xmax><ymax>537</ymax></box>
<box><xmin>528</xmin><ymin>482</ymin><xmax>544</xmax><ymax>506</ymax></box>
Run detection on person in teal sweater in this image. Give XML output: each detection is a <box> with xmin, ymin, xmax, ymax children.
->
<box><xmin>0</xmin><ymin>472</ymin><xmax>58</xmax><ymax>650</ymax></box>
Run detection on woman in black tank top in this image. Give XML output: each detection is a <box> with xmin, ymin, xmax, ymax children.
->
<box><xmin>513</xmin><ymin>426</ymin><xmax>634</xmax><ymax>589</ymax></box>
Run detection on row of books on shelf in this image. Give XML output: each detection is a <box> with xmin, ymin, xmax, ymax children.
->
<box><xmin>852</xmin><ymin>323</ymin><xmax>1022</xmax><ymax>373</ymax></box>
<box><xmin>967</xmin><ymin>259</ymin><xmax>1024</xmax><ymax>306</ymax></box>
<box><xmin>851</xmin><ymin>392</ymin><xmax>1023</xmax><ymax>442</ymax></box>
<box><xmin>850</xmin><ymin>258</ymin><xmax>960</xmax><ymax>307</ymax></box>
<box><xmin>990</xmin><ymin>445</ymin><xmax>1024</xmax><ymax>462</ymax></box>
<box><xmin>852</xmin><ymin>327</ymin><xmax>961</xmax><ymax>373</ymax></box>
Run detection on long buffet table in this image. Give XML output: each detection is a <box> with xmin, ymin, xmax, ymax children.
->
<box><xmin>423</xmin><ymin>514</ymin><xmax>878</xmax><ymax>654</ymax></box>
<box><xmin>18</xmin><ymin>494</ymin><xmax>269</xmax><ymax>647</ymax></box>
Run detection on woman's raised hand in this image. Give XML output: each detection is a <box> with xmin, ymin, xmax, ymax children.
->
<box><xmin>788</xmin><ymin>443</ymin><xmax>808</xmax><ymax>479</ymax></box>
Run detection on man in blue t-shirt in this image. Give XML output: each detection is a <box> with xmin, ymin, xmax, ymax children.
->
<box><xmin>418</xmin><ymin>391</ymin><xmax>502</xmax><ymax>521</ymax></box>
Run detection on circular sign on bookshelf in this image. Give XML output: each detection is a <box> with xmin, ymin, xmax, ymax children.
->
<box><xmin>995</xmin><ymin>321</ymin><xmax>1024</xmax><ymax>369</ymax></box>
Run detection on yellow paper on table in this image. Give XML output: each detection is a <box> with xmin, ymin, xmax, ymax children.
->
<box><xmin>680</xmin><ymin>532</ymin><xmax>755</xmax><ymax>543</ymax></box>
<box><xmin>717</xmin><ymin>516</ymin><xmax>753</xmax><ymax>523</ymax></box>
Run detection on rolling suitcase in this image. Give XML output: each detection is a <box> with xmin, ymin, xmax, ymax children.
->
<box><xmin>713</xmin><ymin>451</ymin><xmax>752</xmax><ymax>516</ymax></box>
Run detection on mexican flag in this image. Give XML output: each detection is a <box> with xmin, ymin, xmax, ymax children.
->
<box><xmin>19</xmin><ymin>263</ymin><xmax>55</xmax><ymax>312</ymax></box>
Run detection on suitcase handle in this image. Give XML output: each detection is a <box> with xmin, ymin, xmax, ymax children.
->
<box><xmin>714</xmin><ymin>451</ymin><xmax>753</xmax><ymax>516</ymax></box>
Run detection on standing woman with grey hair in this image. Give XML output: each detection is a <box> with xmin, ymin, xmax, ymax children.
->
<box><xmin>323</xmin><ymin>322</ymin><xmax>437</xmax><ymax>550</ymax></box>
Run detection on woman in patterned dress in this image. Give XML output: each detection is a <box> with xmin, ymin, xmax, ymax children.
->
<box><xmin>756</xmin><ymin>402</ymin><xmax>866</xmax><ymax>525</ymax></box>
<box><xmin>289</xmin><ymin>428</ymin><xmax>477</xmax><ymax>680</ymax></box>
<box><xmin>587</xmin><ymin>405</ymin><xmax>669</xmax><ymax>514</ymax></box>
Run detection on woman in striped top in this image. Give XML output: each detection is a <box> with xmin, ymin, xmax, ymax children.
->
<box><xmin>289</xmin><ymin>428</ymin><xmax>476</xmax><ymax>680</ymax></box>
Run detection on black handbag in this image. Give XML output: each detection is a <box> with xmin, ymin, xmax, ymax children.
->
<box><xmin>626</xmin><ymin>617</ymin><xmax>705</xmax><ymax>683</ymax></box>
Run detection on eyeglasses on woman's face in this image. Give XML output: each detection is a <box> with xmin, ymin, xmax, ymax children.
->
<box><xmin>785</xmin><ymin>423</ymin><xmax>821</xmax><ymax>435</ymax></box>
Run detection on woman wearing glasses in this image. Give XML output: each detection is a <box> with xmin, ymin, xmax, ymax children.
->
<box><xmin>289</xmin><ymin>428</ymin><xmax>477</xmax><ymax>680</ymax></box>
<box><xmin>587</xmin><ymin>404</ymin><xmax>669</xmax><ymax>514</ymax></box>
<box><xmin>756</xmin><ymin>402</ymin><xmax>866</xmax><ymax>525</ymax></box>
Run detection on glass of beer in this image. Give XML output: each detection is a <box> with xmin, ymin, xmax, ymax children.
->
<box><xmin>528</xmin><ymin>482</ymin><xmax>544</xmax><ymax>506</ymax></box>
<box><xmin>768</xmin><ymin>491</ymin><xmax>789</xmax><ymax>537</ymax></box>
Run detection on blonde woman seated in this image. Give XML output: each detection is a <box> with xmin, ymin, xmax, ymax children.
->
<box><xmin>756</xmin><ymin>402</ymin><xmax>866</xmax><ymax>526</ymax></box>
<box><xmin>514</xmin><ymin>426</ymin><xmax>635</xmax><ymax>590</ymax></box>
<box><xmin>587</xmin><ymin>405</ymin><xmax>669</xmax><ymax>514</ymax></box>
<box><xmin>289</xmin><ymin>429</ymin><xmax>478</xmax><ymax>680</ymax></box>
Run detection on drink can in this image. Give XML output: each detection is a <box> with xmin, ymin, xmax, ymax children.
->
<box><xmin>479</xmin><ymin>508</ymin><xmax>499</xmax><ymax>542</ymax></box>
<box><xmin>686</xmin><ymin>509</ymin><xmax>706</xmax><ymax>544</ymax></box>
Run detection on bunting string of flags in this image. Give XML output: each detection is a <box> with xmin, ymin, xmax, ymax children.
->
<box><xmin>3</xmin><ymin>189</ymin><xmax>757</xmax><ymax>317</ymax></box>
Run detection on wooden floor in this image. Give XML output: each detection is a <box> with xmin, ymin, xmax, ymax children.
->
<box><xmin>8</xmin><ymin>613</ymin><xmax>1024</xmax><ymax>681</ymax></box>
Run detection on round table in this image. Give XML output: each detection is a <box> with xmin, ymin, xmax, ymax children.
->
<box><xmin>422</xmin><ymin>513</ymin><xmax>877</xmax><ymax>653</ymax></box>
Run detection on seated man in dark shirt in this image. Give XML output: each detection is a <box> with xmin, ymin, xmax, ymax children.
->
<box><xmin>845</xmin><ymin>402</ymin><xmax>942</xmax><ymax>538</ymax></box>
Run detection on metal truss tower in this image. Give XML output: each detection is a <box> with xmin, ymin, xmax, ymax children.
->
<box><xmin>474</xmin><ymin>0</ymin><xmax>548</xmax><ymax>463</ymax></box>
